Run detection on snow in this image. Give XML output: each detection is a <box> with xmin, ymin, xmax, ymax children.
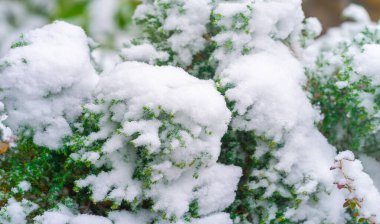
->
<box><xmin>123</xmin><ymin>120</ymin><xmax>162</xmax><ymax>153</ymax></box>
<box><xmin>35</xmin><ymin>212</ymin><xmax>71</xmax><ymax>224</ymax></box>
<box><xmin>93</xmin><ymin>61</ymin><xmax>231</xmax><ymax>160</ymax></box>
<box><xmin>0</xmin><ymin>114</ymin><xmax>13</xmax><ymax>144</ymax></box>
<box><xmin>303</xmin><ymin>4</ymin><xmax>374</xmax><ymax>69</ymax></box>
<box><xmin>215</xmin><ymin>1</ymin><xmax>248</xmax><ymax>18</ymax></box>
<box><xmin>0</xmin><ymin>21</ymin><xmax>99</xmax><ymax>149</ymax></box>
<box><xmin>335</xmin><ymin>81</ymin><xmax>349</xmax><ymax>89</ymax></box>
<box><xmin>250</xmin><ymin>0</ymin><xmax>304</xmax><ymax>39</ymax></box>
<box><xmin>73</xmin><ymin>61</ymin><xmax>240</xmax><ymax>221</ymax></box>
<box><xmin>333</xmin><ymin>151</ymin><xmax>380</xmax><ymax>222</ymax></box>
<box><xmin>133</xmin><ymin>0</ymin><xmax>212</xmax><ymax>66</ymax></box>
<box><xmin>212</xmin><ymin>0</ymin><xmax>304</xmax><ymax>72</ymax></box>
<box><xmin>75</xmin><ymin>152</ymin><xmax>142</xmax><ymax>204</ymax></box>
<box><xmin>107</xmin><ymin>210</ymin><xmax>233</xmax><ymax>224</ymax></box>
<box><xmin>360</xmin><ymin>154</ymin><xmax>380</xmax><ymax>190</ymax></box>
<box><xmin>12</xmin><ymin>181</ymin><xmax>31</xmax><ymax>193</ymax></box>
<box><xmin>164</xmin><ymin>0</ymin><xmax>212</xmax><ymax>66</ymax></box>
<box><xmin>70</xmin><ymin>215</ymin><xmax>112</xmax><ymax>224</ymax></box>
<box><xmin>0</xmin><ymin>198</ymin><xmax>38</xmax><ymax>224</ymax></box>
<box><xmin>195</xmin><ymin>164</ymin><xmax>242</xmax><ymax>215</ymax></box>
<box><xmin>303</xmin><ymin>7</ymin><xmax>380</xmax><ymax>221</ymax></box>
<box><xmin>304</xmin><ymin>17</ymin><xmax>322</xmax><ymax>37</ymax></box>
<box><xmin>35</xmin><ymin>206</ymin><xmax>112</xmax><ymax>224</ymax></box>
<box><xmin>34</xmin><ymin>205</ymin><xmax>74</xmax><ymax>224</ymax></box>
<box><xmin>342</xmin><ymin>4</ymin><xmax>371</xmax><ymax>23</ymax></box>
<box><xmin>216</xmin><ymin>6</ymin><xmax>346</xmax><ymax>220</ymax></box>
<box><xmin>148</xmin><ymin>163</ymin><xmax>241</xmax><ymax>218</ymax></box>
<box><xmin>121</xmin><ymin>43</ymin><xmax>169</xmax><ymax>64</ymax></box>
<box><xmin>1</xmin><ymin>1</ymin><xmax>380</xmax><ymax>223</ymax></box>
<box><xmin>219</xmin><ymin>40</ymin><xmax>316</xmax><ymax>141</ymax></box>
<box><xmin>108</xmin><ymin>210</ymin><xmax>153</xmax><ymax>224</ymax></box>
<box><xmin>191</xmin><ymin>213</ymin><xmax>233</xmax><ymax>224</ymax></box>
<box><xmin>335</xmin><ymin>150</ymin><xmax>355</xmax><ymax>161</ymax></box>
<box><xmin>354</xmin><ymin>44</ymin><xmax>380</xmax><ymax>85</ymax></box>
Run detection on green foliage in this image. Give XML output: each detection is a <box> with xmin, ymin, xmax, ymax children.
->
<box><xmin>3</xmin><ymin>1</ymin><xmax>380</xmax><ymax>223</ymax></box>
<box><xmin>0</xmin><ymin>108</ymin><xmax>108</xmax><ymax>220</ymax></box>
<box><xmin>219</xmin><ymin>128</ymin><xmax>303</xmax><ymax>223</ymax></box>
<box><xmin>307</xmin><ymin>38</ymin><xmax>380</xmax><ymax>157</ymax></box>
<box><xmin>10</xmin><ymin>41</ymin><xmax>29</xmax><ymax>49</ymax></box>
<box><xmin>0</xmin><ymin>136</ymin><xmax>90</xmax><ymax>219</ymax></box>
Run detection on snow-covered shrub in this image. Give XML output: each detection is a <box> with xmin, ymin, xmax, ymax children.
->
<box><xmin>70</xmin><ymin>61</ymin><xmax>241</xmax><ymax>223</ymax></box>
<box><xmin>125</xmin><ymin>0</ymin><xmax>355</xmax><ymax>223</ymax></box>
<box><xmin>0</xmin><ymin>21</ymin><xmax>98</xmax><ymax>149</ymax></box>
<box><xmin>0</xmin><ymin>18</ymin><xmax>241</xmax><ymax>223</ymax></box>
<box><xmin>0</xmin><ymin>1</ymin><xmax>380</xmax><ymax>224</ymax></box>
<box><xmin>0</xmin><ymin>21</ymin><xmax>101</xmax><ymax>223</ymax></box>
<box><xmin>306</xmin><ymin>4</ymin><xmax>380</xmax><ymax>158</ymax></box>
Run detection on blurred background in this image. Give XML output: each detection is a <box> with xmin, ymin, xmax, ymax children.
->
<box><xmin>303</xmin><ymin>0</ymin><xmax>380</xmax><ymax>32</ymax></box>
<box><xmin>0</xmin><ymin>0</ymin><xmax>140</xmax><ymax>56</ymax></box>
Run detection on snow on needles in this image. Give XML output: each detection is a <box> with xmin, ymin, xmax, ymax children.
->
<box><xmin>0</xmin><ymin>21</ymin><xmax>99</xmax><ymax>149</ymax></box>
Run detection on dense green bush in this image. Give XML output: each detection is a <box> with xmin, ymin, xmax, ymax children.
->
<box><xmin>0</xmin><ymin>1</ymin><xmax>380</xmax><ymax>224</ymax></box>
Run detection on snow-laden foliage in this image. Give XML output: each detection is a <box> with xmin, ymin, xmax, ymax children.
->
<box><xmin>129</xmin><ymin>0</ymin><xmax>212</xmax><ymax>67</ymax></box>
<box><xmin>306</xmin><ymin>4</ymin><xmax>380</xmax><ymax>155</ymax></box>
<box><xmin>331</xmin><ymin>151</ymin><xmax>380</xmax><ymax>223</ymax></box>
<box><xmin>0</xmin><ymin>21</ymin><xmax>98</xmax><ymax>149</ymax></box>
<box><xmin>70</xmin><ymin>61</ymin><xmax>241</xmax><ymax>223</ymax></box>
<box><xmin>209</xmin><ymin>1</ymin><xmax>345</xmax><ymax>223</ymax></box>
<box><xmin>305</xmin><ymin>4</ymin><xmax>380</xmax><ymax>188</ymax></box>
<box><xmin>0</xmin><ymin>1</ymin><xmax>380</xmax><ymax>224</ymax></box>
<box><xmin>124</xmin><ymin>0</ymin><xmax>380</xmax><ymax>223</ymax></box>
<box><xmin>0</xmin><ymin>19</ymin><xmax>241</xmax><ymax>224</ymax></box>
<box><xmin>0</xmin><ymin>104</ymin><xmax>13</xmax><ymax>147</ymax></box>
<box><xmin>0</xmin><ymin>198</ymin><xmax>38</xmax><ymax>224</ymax></box>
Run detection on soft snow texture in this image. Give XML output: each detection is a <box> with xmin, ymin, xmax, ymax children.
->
<box><xmin>342</xmin><ymin>3</ymin><xmax>371</xmax><ymax>23</ymax></box>
<box><xmin>35</xmin><ymin>205</ymin><xmax>112</xmax><ymax>224</ymax></box>
<box><xmin>0</xmin><ymin>113</ymin><xmax>13</xmax><ymax>144</ymax></box>
<box><xmin>36</xmin><ymin>207</ymin><xmax>233</xmax><ymax>224</ymax></box>
<box><xmin>332</xmin><ymin>151</ymin><xmax>380</xmax><ymax>222</ymax></box>
<box><xmin>73</xmin><ymin>61</ymin><xmax>241</xmax><ymax>222</ymax></box>
<box><xmin>132</xmin><ymin>0</ymin><xmax>212</xmax><ymax>66</ymax></box>
<box><xmin>305</xmin><ymin>3</ymin><xmax>380</xmax><ymax>152</ymax></box>
<box><xmin>2</xmin><ymin>1</ymin><xmax>380</xmax><ymax>223</ymax></box>
<box><xmin>354</xmin><ymin>44</ymin><xmax>380</xmax><ymax>85</ymax></box>
<box><xmin>0</xmin><ymin>198</ymin><xmax>38</xmax><ymax>224</ymax></box>
<box><xmin>212</xmin><ymin>0</ymin><xmax>304</xmax><ymax>72</ymax></box>
<box><xmin>214</xmin><ymin>0</ymin><xmax>347</xmax><ymax>222</ymax></box>
<box><xmin>304</xmin><ymin>3</ymin><xmax>373</xmax><ymax>68</ymax></box>
<box><xmin>219</xmin><ymin>39</ymin><xmax>345</xmax><ymax>223</ymax></box>
<box><xmin>0</xmin><ymin>21</ymin><xmax>99</xmax><ymax>149</ymax></box>
<box><xmin>121</xmin><ymin>43</ymin><xmax>169</xmax><ymax>64</ymax></box>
